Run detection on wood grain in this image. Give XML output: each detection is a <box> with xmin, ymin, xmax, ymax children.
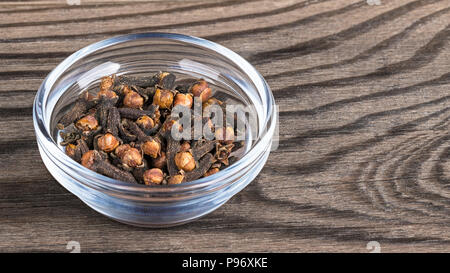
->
<box><xmin>0</xmin><ymin>0</ymin><xmax>449</xmax><ymax>252</ymax></box>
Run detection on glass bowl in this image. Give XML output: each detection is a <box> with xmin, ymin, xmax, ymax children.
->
<box><xmin>33</xmin><ymin>33</ymin><xmax>277</xmax><ymax>227</ymax></box>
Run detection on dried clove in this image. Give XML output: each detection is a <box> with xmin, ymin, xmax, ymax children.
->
<box><xmin>190</xmin><ymin>79</ymin><xmax>212</xmax><ymax>102</ymax></box>
<box><xmin>173</xmin><ymin>93</ymin><xmax>193</xmax><ymax>108</ymax></box>
<box><xmin>132</xmin><ymin>86</ymin><xmax>155</xmax><ymax>102</ymax></box>
<box><xmin>99</xmin><ymin>75</ymin><xmax>115</xmax><ymax>92</ymax></box>
<box><xmin>191</xmin><ymin>139</ymin><xmax>216</xmax><ymax>161</ymax></box>
<box><xmin>155</xmin><ymin>72</ymin><xmax>176</xmax><ymax>90</ymax></box>
<box><xmin>96</xmin><ymin>133</ymin><xmax>120</xmax><ymax>153</ymax></box>
<box><xmin>75</xmin><ymin>114</ymin><xmax>99</xmax><ymax>131</ymax></box>
<box><xmin>153</xmin><ymin>88</ymin><xmax>174</xmax><ymax>109</ymax></box>
<box><xmin>58</xmin><ymin>72</ymin><xmax>242</xmax><ymax>185</ymax></box>
<box><xmin>81</xmin><ymin>150</ymin><xmax>136</xmax><ymax>183</ymax></box>
<box><xmin>174</xmin><ymin>151</ymin><xmax>196</xmax><ymax>172</ymax></box>
<box><xmin>215</xmin><ymin>142</ymin><xmax>234</xmax><ymax>166</ymax></box>
<box><xmin>118</xmin><ymin>118</ymin><xmax>137</xmax><ymax>142</ymax></box>
<box><xmin>59</xmin><ymin>123</ymin><xmax>81</xmax><ymax>146</ymax></box>
<box><xmin>204</xmin><ymin>167</ymin><xmax>220</xmax><ymax>177</ymax></box>
<box><xmin>183</xmin><ymin>153</ymin><xmax>215</xmax><ymax>182</ymax></box>
<box><xmin>118</xmin><ymin>106</ymin><xmax>159</xmax><ymax>121</ymax></box>
<box><xmin>143</xmin><ymin>168</ymin><xmax>164</xmax><ymax>185</ymax></box>
<box><xmin>114</xmin><ymin>74</ymin><xmax>158</xmax><ymax>89</ymax></box>
<box><xmin>114</xmin><ymin>144</ymin><xmax>143</xmax><ymax>169</ymax></box>
<box><xmin>73</xmin><ymin>139</ymin><xmax>89</xmax><ymax>163</ymax></box>
<box><xmin>168</xmin><ymin>174</ymin><xmax>184</xmax><ymax>185</ymax></box>
<box><xmin>166</xmin><ymin>136</ymin><xmax>181</xmax><ymax>176</ymax></box>
<box><xmin>105</xmin><ymin>107</ymin><xmax>120</xmax><ymax>137</ymax></box>
<box><xmin>58</xmin><ymin>91</ymin><xmax>96</xmax><ymax>128</ymax></box>
<box><xmin>96</xmin><ymin>94</ymin><xmax>119</xmax><ymax>131</ymax></box>
<box><xmin>215</xmin><ymin>126</ymin><xmax>235</xmax><ymax>144</ymax></box>
<box><xmin>123</xmin><ymin>91</ymin><xmax>144</xmax><ymax>109</ymax></box>
<box><xmin>150</xmin><ymin>151</ymin><xmax>167</xmax><ymax>169</ymax></box>
<box><xmin>136</xmin><ymin>115</ymin><xmax>156</xmax><ymax>135</ymax></box>
<box><xmin>65</xmin><ymin>138</ymin><xmax>89</xmax><ymax>163</ymax></box>
<box><xmin>132</xmin><ymin>158</ymin><xmax>149</xmax><ymax>184</ymax></box>
<box><xmin>174</xmin><ymin>78</ymin><xmax>198</xmax><ymax>93</ymax></box>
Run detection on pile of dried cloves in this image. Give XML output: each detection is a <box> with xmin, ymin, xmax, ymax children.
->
<box><xmin>58</xmin><ymin>72</ymin><xmax>243</xmax><ymax>185</ymax></box>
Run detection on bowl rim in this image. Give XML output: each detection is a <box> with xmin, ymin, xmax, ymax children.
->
<box><xmin>33</xmin><ymin>32</ymin><xmax>276</xmax><ymax>194</ymax></box>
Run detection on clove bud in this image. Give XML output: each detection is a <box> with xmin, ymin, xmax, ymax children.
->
<box><xmin>142</xmin><ymin>139</ymin><xmax>161</xmax><ymax>158</ymax></box>
<box><xmin>115</xmin><ymin>144</ymin><xmax>142</xmax><ymax>168</ymax></box>
<box><xmin>168</xmin><ymin>174</ymin><xmax>184</xmax><ymax>185</ymax></box>
<box><xmin>123</xmin><ymin>91</ymin><xmax>144</xmax><ymax>109</ymax></box>
<box><xmin>190</xmin><ymin>79</ymin><xmax>212</xmax><ymax>102</ymax></box>
<box><xmin>75</xmin><ymin>115</ymin><xmax>99</xmax><ymax>131</ymax></box>
<box><xmin>174</xmin><ymin>151</ymin><xmax>196</xmax><ymax>172</ymax></box>
<box><xmin>81</xmin><ymin>150</ymin><xmax>136</xmax><ymax>183</ymax></box>
<box><xmin>151</xmin><ymin>151</ymin><xmax>167</xmax><ymax>169</ymax></box>
<box><xmin>97</xmin><ymin>133</ymin><xmax>120</xmax><ymax>153</ymax></box>
<box><xmin>173</xmin><ymin>93</ymin><xmax>193</xmax><ymax>108</ymax></box>
<box><xmin>153</xmin><ymin>88</ymin><xmax>174</xmax><ymax>109</ymax></box>
<box><xmin>143</xmin><ymin>168</ymin><xmax>164</xmax><ymax>185</ymax></box>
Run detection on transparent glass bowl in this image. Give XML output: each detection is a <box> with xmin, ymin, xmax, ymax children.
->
<box><xmin>33</xmin><ymin>33</ymin><xmax>276</xmax><ymax>227</ymax></box>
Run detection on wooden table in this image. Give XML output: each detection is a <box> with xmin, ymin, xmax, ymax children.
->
<box><xmin>0</xmin><ymin>0</ymin><xmax>449</xmax><ymax>253</ymax></box>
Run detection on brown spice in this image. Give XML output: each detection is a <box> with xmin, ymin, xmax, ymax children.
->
<box><xmin>123</xmin><ymin>91</ymin><xmax>144</xmax><ymax>109</ymax></box>
<box><xmin>215</xmin><ymin>126</ymin><xmax>235</xmax><ymax>144</ymax></box>
<box><xmin>136</xmin><ymin>115</ymin><xmax>154</xmax><ymax>131</ymax></box>
<box><xmin>97</xmin><ymin>89</ymin><xmax>117</xmax><ymax>99</ymax></box>
<box><xmin>75</xmin><ymin>115</ymin><xmax>98</xmax><ymax>131</ymax></box>
<box><xmin>65</xmin><ymin>144</ymin><xmax>77</xmax><ymax>158</ymax></box>
<box><xmin>97</xmin><ymin>133</ymin><xmax>120</xmax><ymax>153</ymax></box>
<box><xmin>174</xmin><ymin>93</ymin><xmax>193</xmax><ymax>108</ymax></box>
<box><xmin>190</xmin><ymin>79</ymin><xmax>212</xmax><ymax>102</ymax></box>
<box><xmin>143</xmin><ymin>168</ymin><xmax>164</xmax><ymax>185</ymax></box>
<box><xmin>153</xmin><ymin>88</ymin><xmax>174</xmax><ymax>109</ymax></box>
<box><xmin>151</xmin><ymin>151</ymin><xmax>167</xmax><ymax>169</ymax></box>
<box><xmin>58</xmin><ymin>72</ymin><xmax>241</xmax><ymax>185</ymax></box>
<box><xmin>204</xmin><ymin>167</ymin><xmax>219</xmax><ymax>177</ymax></box>
<box><xmin>174</xmin><ymin>151</ymin><xmax>196</xmax><ymax>172</ymax></box>
<box><xmin>168</xmin><ymin>174</ymin><xmax>184</xmax><ymax>185</ymax></box>
<box><xmin>58</xmin><ymin>91</ymin><xmax>96</xmax><ymax>128</ymax></box>
<box><xmin>184</xmin><ymin>153</ymin><xmax>215</xmax><ymax>181</ymax></box>
<box><xmin>142</xmin><ymin>139</ymin><xmax>161</xmax><ymax>158</ymax></box>
<box><xmin>100</xmin><ymin>76</ymin><xmax>114</xmax><ymax>92</ymax></box>
<box><xmin>115</xmin><ymin>144</ymin><xmax>142</xmax><ymax>168</ymax></box>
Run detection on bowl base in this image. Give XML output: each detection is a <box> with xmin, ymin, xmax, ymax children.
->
<box><xmin>81</xmin><ymin>197</ymin><xmax>229</xmax><ymax>228</ymax></box>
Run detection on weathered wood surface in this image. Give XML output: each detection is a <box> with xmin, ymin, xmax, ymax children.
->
<box><xmin>0</xmin><ymin>0</ymin><xmax>449</xmax><ymax>253</ymax></box>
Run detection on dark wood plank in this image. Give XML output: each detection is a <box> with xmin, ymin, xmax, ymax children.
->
<box><xmin>0</xmin><ymin>0</ymin><xmax>449</xmax><ymax>253</ymax></box>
